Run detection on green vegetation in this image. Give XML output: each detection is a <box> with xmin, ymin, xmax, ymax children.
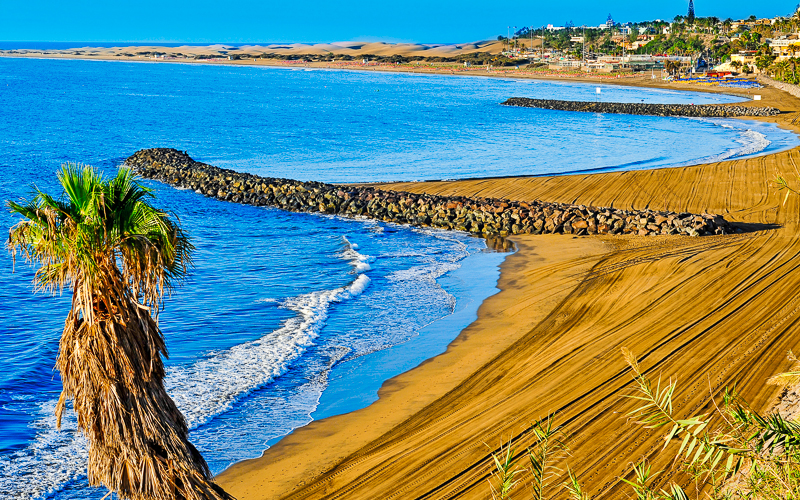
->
<box><xmin>6</xmin><ymin>165</ymin><xmax>231</xmax><ymax>500</ymax></box>
<box><xmin>487</xmin><ymin>348</ymin><xmax>800</xmax><ymax>499</ymax></box>
<box><xmin>239</xmin><ymin>51</ymin><xmax>526</xmax><ymax>67</ymax></box>
<box><xmin>502</xmin><ymin>8</ymin><xmax>800</xmax><ymax>78</ymax></box>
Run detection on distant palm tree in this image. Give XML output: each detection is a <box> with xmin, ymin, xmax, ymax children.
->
<box><xmin>7</xmin><ymin>164</ymin><xmax>232</xmax><ymax>500</ymax></box>
<box><xmin>664</xmin><ymin>59</ymin><xmax>681</xmax><ymax>76</ymax></box>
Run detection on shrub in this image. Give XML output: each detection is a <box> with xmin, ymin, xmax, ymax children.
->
<box><xmin>486</xmin><ymin>348</ymin><xmax>800</xmax><ymax>499</ymax></box>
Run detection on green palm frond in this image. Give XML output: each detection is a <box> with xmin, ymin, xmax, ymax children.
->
<box><xmin>7</xmin><ymin>163</ymin><xmax>193</xmax><ymax>308</ymax></box>
<box><xmin>5</xmin><ymin>163</ymin><xmax>229</xmax><ymax>500</ymax></box>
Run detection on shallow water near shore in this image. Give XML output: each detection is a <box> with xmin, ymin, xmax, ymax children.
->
<box><xmin>0</xmin><ymin>57</ymin><xmax>797</xmax><ymax>499</ymax></box>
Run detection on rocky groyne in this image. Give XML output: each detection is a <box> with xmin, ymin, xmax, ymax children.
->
<box><xmin>502</xmin><ymin>97</ymin><xmax>781</xmax><ymax>117</ymax></box>
<box><xmin>125</xmin><ymin>148</ymin><xmax>734</xmax><ymax>237</ymax></box>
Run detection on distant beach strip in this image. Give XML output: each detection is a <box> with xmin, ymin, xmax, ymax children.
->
<box><xmin>126</xmin><ymin>148</ymin><xmax>733</xmax><ymax>237</ymax></box>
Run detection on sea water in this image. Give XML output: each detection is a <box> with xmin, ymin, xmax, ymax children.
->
<box><xmin>0</xmin><ymin>58</ymin><xmax>796</xmax><ymax>499</ymax></box>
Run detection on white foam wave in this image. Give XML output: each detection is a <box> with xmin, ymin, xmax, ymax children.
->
<box><xmin>691</xmin><ymin>119</ymin><xmax>772</xmax><ymax>164</ymax></box>
<box><xmin>341</xmin><ymin>236</ymin><xmax>374</xmax><ymax>273</ymax></box>
<box><xmin>0</xmin><ymin>236</ymin><xmax>373</xmax><ymax>499</ymax></box>
<box><xmin>167</xmin><ymin>272</ymin><xmax>370</xmax><ymax>429</ymax></box>
<box><xmin>388</xmin><ymin>262</ymin><xmax>460</xmax><ymax>283</ymax></box>
<box><xmin>0</xmin><ymin>402</ymin><xmax>87</xmax><ymax>500</ymax></box>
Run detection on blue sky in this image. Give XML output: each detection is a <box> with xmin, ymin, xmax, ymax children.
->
<box><xmin>0</xmin><ymin>0</ymin><xmax>795</xmax><ymax>43</ymax></box>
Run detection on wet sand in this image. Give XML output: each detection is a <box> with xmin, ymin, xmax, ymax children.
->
<box><xmin>216</xmin><ymin>82</ymin><xmax>800</xmax><ymax>499</ymax></box>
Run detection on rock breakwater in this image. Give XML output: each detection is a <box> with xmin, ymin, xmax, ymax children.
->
<box><xmin>502</xmin><ymin>97</ymin><xmax>781</xmax><ymax>117</ymax></box>
<box><xmin>125</xmin><ymin>148</ymin><xmax>734</xmax><ymax>237</ymax></box>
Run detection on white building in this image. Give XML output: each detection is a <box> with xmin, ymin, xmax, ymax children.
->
<box><xmin>769</xmin><ymin>35</ymin><xmax>800</xmax><ymax>59</ymax></box>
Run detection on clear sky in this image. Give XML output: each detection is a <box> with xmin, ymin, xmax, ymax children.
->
<box><xmin>0</xmin><ymin>0</ymin><xmax>796</xmax><ymax>44</ymax></box>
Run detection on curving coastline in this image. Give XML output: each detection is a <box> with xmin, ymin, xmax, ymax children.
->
<box><xmin>502</xmin><ymin>97</ymin><xmax>782</xmax><ymax>117</ymax></box>
<box><xmin>125</xmin><ymin>148</ymin><xmax>733</xmax><ymax>237</ymax></box>
<box><xmin>214</xmin><ymin>84</ymin><xmax>800</xmax><ymax>499</ymax></box>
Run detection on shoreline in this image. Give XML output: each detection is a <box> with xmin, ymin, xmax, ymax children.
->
<box><xmin>5</xmin><ymin>51</ymin><xmax>800</xmax><ymax>499</ymax></box>
<box><xmin>218</xmin><ymin>234</ymin><xmax>612</xmax><ymax>497</ymax></box>
<box><xmin>10</xmin><ymin>50</ymin><xmax>796</xmax><ymax>146</ymax></box>
<box><xmin>0</xmin><ymin>50</ymin><xmax>758</xmax><ymax>98</ymax></box>
<box><xmin>215</xmin><ymin>74</ymin><xmax>800</xmax><ymax>498</ymax></box>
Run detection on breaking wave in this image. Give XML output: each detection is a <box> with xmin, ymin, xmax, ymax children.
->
<box><xmin>0</xmin><ymin>236</ymin><xmax>373</xmax><ymax>499</ymax></box>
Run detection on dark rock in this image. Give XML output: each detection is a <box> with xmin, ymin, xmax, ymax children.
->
<box><xmin>501</xmin><ymin>98</ymin><xmax>781</xmax><ymax>118</ymax></box>
<box><xmin>123</xmin><ymin>148</ymin><xmax>734</xmax><ymax>239</ymax></box>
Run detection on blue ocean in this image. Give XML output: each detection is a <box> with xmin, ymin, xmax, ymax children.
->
<box><xmin>0</xmin><ymin>57</ymin><xmax>796</xmax><ymax>499</ymax></box>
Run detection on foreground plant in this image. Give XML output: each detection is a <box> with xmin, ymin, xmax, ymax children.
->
<box><xmin>490</xmin><ymin>346</ymin><xmax>800</xmax><ymax>500</ymax></box>
<box><xmin>621</xmin><ymin>347</ymin><xmax>800</xmax><ymax>499</ymax></box>
<box><xmin>7</xmin><ymin>164</ymin><xmax>232</xmax><ymax>500</ymax></box>
<box><xmin>487</xmin><ymin>415</ymin><xmax>569</xmax><ymax>499</ymax></box>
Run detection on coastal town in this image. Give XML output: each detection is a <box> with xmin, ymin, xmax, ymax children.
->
<box><xmin>498</xmin><ymin>5</ymin><xmax>800</xmax><ymax>85</ymax></box>
<box><xmin>5</xmin><ymin>3</ymin><xmax>800</xmax><ymax>89</ymax></box>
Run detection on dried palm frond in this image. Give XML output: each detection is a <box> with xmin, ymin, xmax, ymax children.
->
<box><xmin>7</xmin><ymin>164</ymin><xmax>231</xmax><ymax>500</ymax></box>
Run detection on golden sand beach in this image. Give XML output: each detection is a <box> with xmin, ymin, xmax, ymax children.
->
<box><xmin>210</xmin><ymin>83</ymin><xmax>800</xmax><ymax>498</ymax></box>
<box><xmin>9</xmin><ymin>43</ymin><xmax>795</xmax><ymax>497</ymax></box>
<box><xmin>0</xmin><ymin>40</ymin><xmax>656</xmax><ymax>84</ymax></box>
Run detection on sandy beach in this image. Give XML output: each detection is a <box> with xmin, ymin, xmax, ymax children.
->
<box><xmin>0</xmin><ymin>41</ymin><xmax>739</xmax><ymax>92</ymax></box>
<box><xmin>6</xmin><ymin>44</ymin><xmax>794</xmax><ymax>497</ymax></box>
<box><xmin>208</xmin><ymin>80</ymin><xmax>800</xmax><ymax>498</ymax></box>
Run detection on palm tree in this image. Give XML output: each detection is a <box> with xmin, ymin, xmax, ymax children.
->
<box><xmin>774</xmin><ymin>59</ymin><xmax>790</xmax><ymax>79</ymax></box>
<box><xmin>664</xmin><ymin>59</ymin><xmax>681</xmax><ymax>76</ymax></box>
<box><xmin>7</xmin><ymin>164</ymin><xmax>232</xmax><ymax>500</ymax></box>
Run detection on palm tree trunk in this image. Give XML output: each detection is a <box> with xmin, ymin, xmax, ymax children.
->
<box><xmin>56</xmin><ymin>267</ymin><xmax>232</xmax><ymax>500</ymax></box>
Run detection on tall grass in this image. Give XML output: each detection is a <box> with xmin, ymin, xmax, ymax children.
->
<box><xmin>487</xmin><ymin>348</ymin><xmax>800</xmax><ymax>499</ymax></box>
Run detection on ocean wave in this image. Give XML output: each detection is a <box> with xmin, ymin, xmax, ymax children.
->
<box><xmin>0</xmin><ymin>402</ymin><xmax>87</xmax><ymax>500</ymax></box>
<box><xmin>340</xmin><ymin>236</ymin><xmax>374</xmax><ymax>273</ymax></box>
<box><xmin>0</xmin><ymin>236</ymin><xmax>373</xmax><ymax>499</ymax></box>
<box><xmin>167</xmin><ymin>272</ymin><xmax>370</xmax><ymax>429</ymax></box>
<box><xmin>691</xmin><ymin>119</ymin><xmax>772</xmax><ymax>163</ymax></box>
<box><xmin>707</xmin><ymin>129</ymin><xmax>770</xmax><ymax>162</ymax></box>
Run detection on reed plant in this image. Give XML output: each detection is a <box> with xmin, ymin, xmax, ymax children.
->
<box><xmin>488</xmin><ymin>348</ymin><xmax>800</xmax><ymax>499</ymax></box>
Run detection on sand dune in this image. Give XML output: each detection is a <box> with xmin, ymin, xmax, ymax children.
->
<box><xmin>217</xmin><ymin>85</ymin><xmax>800</xmax><ymax>499</ymax></box>
<box><xmin>0</xmin><ymin>40</ymin><xmax>506</xmax><ymax>60</ymax></box>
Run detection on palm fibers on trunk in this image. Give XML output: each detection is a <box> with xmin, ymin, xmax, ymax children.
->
<box><xmin>7</xmin><ymin>164</ymin><xmax>233</xmax><ymax>500</ymax></box>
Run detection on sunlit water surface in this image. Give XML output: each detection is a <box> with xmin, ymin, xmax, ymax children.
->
<box><xmin>0</xmin><ymin>58</ymin><xmax>796</xmax><ymax>499</ymax></box>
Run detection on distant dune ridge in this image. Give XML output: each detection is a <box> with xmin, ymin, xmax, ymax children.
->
<box><xmin>0</xmin><ymin>40</ymin><xmax>506</xmax><ymax>59</ymax></box>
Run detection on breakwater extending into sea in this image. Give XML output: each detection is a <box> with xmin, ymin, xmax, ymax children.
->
<box><xmin>6</xmin><ymin>61</ymin><xmax>792</xmax><ymax>499</ymax></box>
<box><xmin>126</xmin><ymin>148</ymin><xmax>734</xmax><ymax>237</ymax></box>
<box><xmin>502</xmin><ymin>97</ymin><xmax>782</xmax><ymax>117</ymax></box>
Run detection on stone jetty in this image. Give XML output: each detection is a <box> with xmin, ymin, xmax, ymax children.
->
<box><xmin>502</xmin><ymin>97</ymin><xmax>781</xmax><ymax>117</ymax></box>
<box><xmin>125</xmin><ymin>148</ymin><xmax>734</xmax><ymax>237</ymax></box>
